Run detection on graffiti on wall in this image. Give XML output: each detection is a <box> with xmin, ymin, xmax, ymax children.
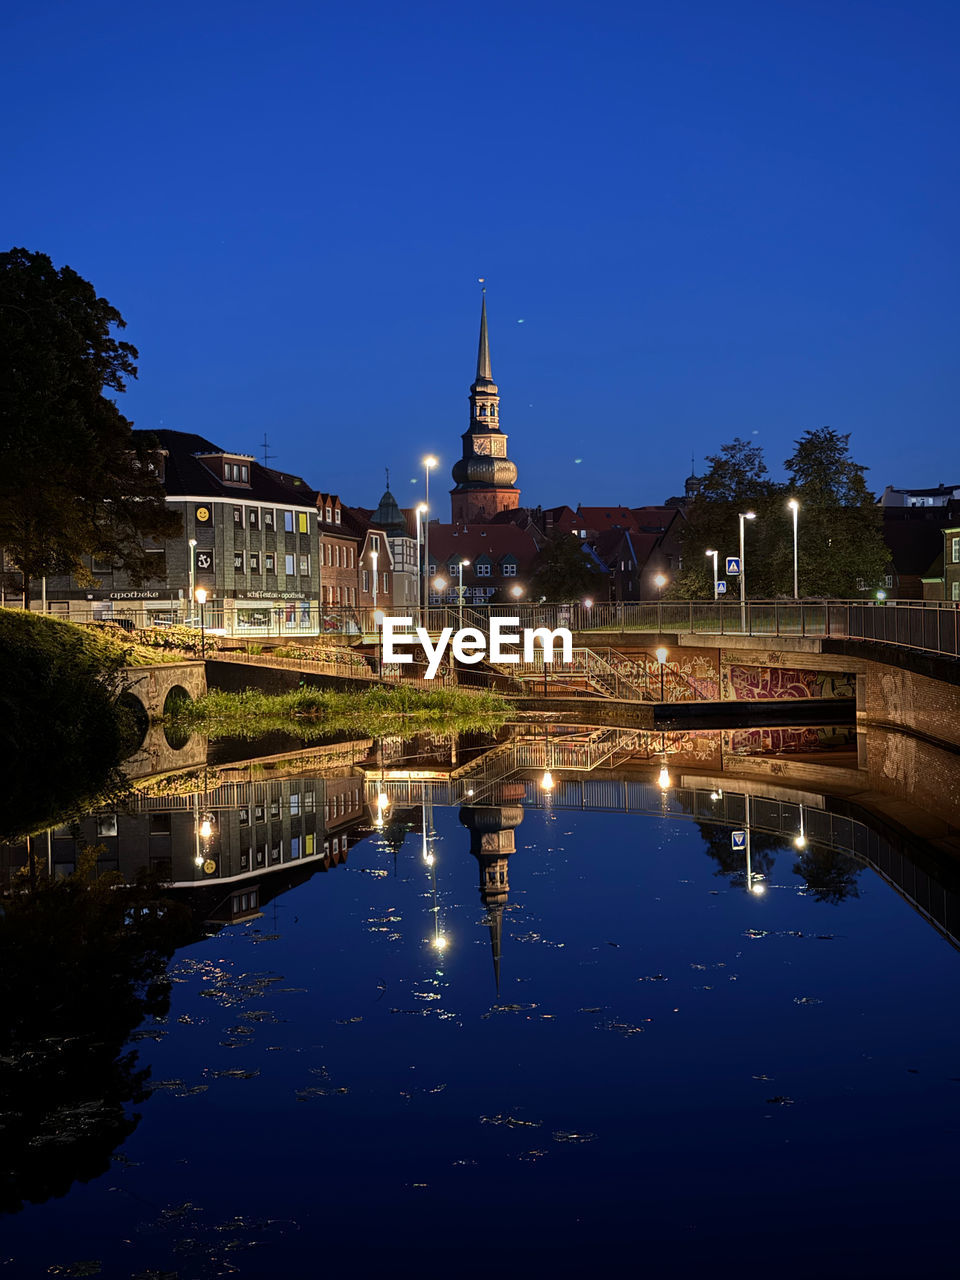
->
<box><xmin>724</xmin><ymin>725</ymin><xmax>856</xmax><ymax>756</ymax></box>
<box><xmin>722</xmin><ymin>664</ymin><xmax>856</xmax><ymax>701</ymax></box>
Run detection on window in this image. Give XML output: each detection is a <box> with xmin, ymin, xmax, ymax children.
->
<box><xmin>250</xmin><ymin>552</ymin><xmax>261</xmax><ymax>573</ymax></box>
<box><xmin>92</xmin><ymin>556</ymin><xmax>114</xmax><ymax>574</ymax></box>
<box><xmin>347</xmin><ymin>547</ymin><xmax>353</xmax><ymax>568</ymax></box>
<box><xmin>325</xmin><ymin>505</ymin><xmax>333</xmax><ymax>523</ymax></box>
<box><xmin>241</xmin><ymin>465</ymin><xmax>248</xmax><ymax>482</ymax></box>
<box><xmin>290</xmin><ymin>793</ymin><xmax>301</xmax><ymax>816</ymax></box>
<box><xmin>304</xmin><ymin>791</ymin><xmax>315</xmax><ymax>813</ymax></box>
<box><xmin>285</xmin><ymin>554</ymin><xmax>296</xmax><ymax>575</ymax></box>
<box><xmin>884</xmin><ymin>574</ymin><xmax>894</xmax><ymax>588</ymax></box>
<box><xmin>239</xmin><ymin>807</ymin><xmax>250</xmax><ymax>825</ymax></box>
<box><xmin>234</xmin><ymin>551</ymin><xmax>244</xmax><ymax>572</ymax></box>
<box><xmin>298</xmin><ymin>512</ymin><xmax>309</xmax><ymax>534</ymax></box>
<box><xmin>326</xmin><ymin>543</ymin><xmax>332</xmax><ymax>565</ymax></box>
<box><xmin>270</xmin><ymin>798</ymin><xmax>280</xmax><ymax>818</ymax></box>
<box><xmin>284</xmin><ymin>511</ymin><xmax>294</xmax><ymax>533</ymax></box>
<box><xmin>954</xmin><ymin>582</ymin><xmax>960</xmax><ymax>602</ymax></box>
<box><xmin>952</xmin><ymin>537</ymin><xmax>960</xmax><ymax>564</ymax></box>
<box><xmin>265</xmin><ymin>553</ymin><xmax>276</xmax><ymax>573</ymax></box>
<box><xmin>362</xmin><ymin>570</ymin><xmax>369</xmax><ymax>592</ymax></box>
<box><xmin>290</xmin><ymin>836</ymin><xmax>301</xmax><ymax>859</ymax></box>
<box><xmin>370</xmin><ymin>535</ymin><xmax>380</xmax><ymax>552</ymax></box>
<box><xmin>256</xmin><ymin>846</ymin><xmax>265</xmax><ymax>867</ymax></box>
<box><xmin>234</xmin><ymin>507</ymin><xmax>243</xmax><ymax>526</ymax></box>
<box><xmin>271</xmin><ymin>843</ymin><xmax>281</xmax><ymax>863</ymax></box>
<box><xmin>502</xmin><ymin>562</ymin><xmax>517</xmax><ymax>576</ymax></box>
<box><xmin>299</xmin><ymin>554</ymin><xmax>310</xmax><ymax>575</ymax></box>
<box><xmin>264</xmin><ymin>509</ymin><xmax>275</xmax><ymax>531</ymax></box>
<box><xmin>306</xmin><ymin>833</ymin><xmax>315</xmax><ymax>855</ymax></box>
<box><xmin>248</xmin><ymin>508</ymin><xmax>259</xmax><ymax>530</ymax></box>
<box><xmin>334</xmin><ymin>544</ymin><xmax>341</xmax><ymax>567</ymax></box>
<box><xmin>382</xmin><ymin>572</ymin><xmax>389</xmax><ymax>592</ymax></box>
<box><xmin>335</xmin><ymin>508</ymin><xmax>341</xmax><ymax>524</ymax></box>
<box><xmin>476</xmin><ymin>563</ymin><xmax>491</xmax><ymax>576</ymax></box>
<box><xmin>97</xmin><ymin>814</ymin><xmax>118</xmax><ymax>837</ymax></box>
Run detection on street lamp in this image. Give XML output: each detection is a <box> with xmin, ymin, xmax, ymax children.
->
<box><xmin>653</xmin><ymin>572</ymin><xmax>667</xmax><ymax>599</ymax></box>
<box><xmin>194</xmin><ymin>586</ymin><xmax>208</xmax><ymax>658</ymax></box>
<box><xmin>738</xmin><ymin>511</ymin><xmax>756</xmax><ymax>633</ymax></box>
<box><xmin>422</xmin><ymin>455</ymin><xmax>438</xmax><ymax>614</ymax></box>
<box><xmin>188</xmin><ymin>538</ymin><xmax>197</xmax><ymax>620</ymax></box>
<box><xmin>415</xmin><ymin>503</ymin><xmax>427</xmax><ymax>621</ymax></box>
<box><xmin>787</xmin><ymin>499</ymin><xmax>799</xmax><ymax>600</ymax></box>
<box><xmin>705</xmin><ymin>549</ymin><xmax>718</xmax><ymax>601</ymax></box>
<box><xmin>457</xmin><ymin>558</ymin><xmax>470</xmax><ymax>628</ymax></box>
<box><xmin>510</xmin><ymin>584</ymin><xmax>524</xmax><ymax>600</ymax></box>
<box><xmin>655</xmin><ymin>645</ymin><xmax>668</xmax><ymax>702</ymax></box>
<box><xmin>370</xmin><ymin>546</ymin><xmax>379</xmax><ymax>611</ymax></box>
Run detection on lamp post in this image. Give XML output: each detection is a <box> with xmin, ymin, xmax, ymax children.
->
<box><xmin>705</xmin><ymin>549</ymin><xmax>718</xmax><ymax>601</ymax></box>
<box><xmin>371</xmin><ymin>547</ymin><xmax>379</xmax><ymax>612</ymax></box>
<box><xmin>655</xmin><ymin>644</ymin><xmax>668</xmax><ymax>702</ymax></box>
<box><xmin>194</xmin><ymin>586</ymin><xmax>208</xmax><ymax>658</ymax></box>
<box><xmin>422</xmin><ymin>455</ymin><xmax>437</xmax><ymax>614</ymax></box>
<box><xmin>738</xmin><ymin>511</ymin><xmax>756</xmax><ymax>633</ymax></box>
<box><xmin>415</xmin><ymin>502</ymin><xmax>427</xmax><ymax>623</ymax></box>
<box><xmin>787</xmin><ymin>499</ymin><xmax>799</xmax><ymax>600</ymax></box>
<box><xmin>188</xmin><ymin>538</ymin><xmax>197</xmax><ymax>620</ymax></box>
<box><xmin>457</xmin><ymin>558</ymin><xmax>470</xmax><ymax>629</ymax></box>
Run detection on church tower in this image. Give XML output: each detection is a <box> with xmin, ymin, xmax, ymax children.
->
<box><xmin>450</xmin><ymin>293</ymin><xmax>521</xmax><ymax>522</ymax></box>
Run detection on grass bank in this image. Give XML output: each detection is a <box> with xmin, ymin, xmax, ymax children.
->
<box><xmin>0</xmin><ymin>610</ymin><xmax>139</xmax><ymax>837</ymax></box>
<box><xmin>170</xmin><ymin>685</ymin><xmax>511</xmax><ymax>740</ymax></box>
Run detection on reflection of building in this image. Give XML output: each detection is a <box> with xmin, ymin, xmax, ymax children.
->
<box><xmin>3</xmin><ymin>772</ymin><xmax>372</xmax><ymax>925</ymax></box>
<box><xmin>460</xmin><ymin>783</ymin><xmax>525</xmax><ymax>994</ymax></box>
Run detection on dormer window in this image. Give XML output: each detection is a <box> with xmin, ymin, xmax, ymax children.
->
<box><xmin>325</xmin><ymin>505</ymin><xmax>332</xmax><ymax>522</ymax></box>
<box><xmin>334</xmin><ymin>507</ymin><xmax>341</xmax><ymax>524</ymax></box>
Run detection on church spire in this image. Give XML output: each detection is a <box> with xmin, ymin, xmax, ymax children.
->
<box><xmin>476</xmin><ymin>290</ymin><xmax>493</xmax><ymax>384</ymax></box>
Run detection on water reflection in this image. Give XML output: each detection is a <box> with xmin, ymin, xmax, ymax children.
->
<box><xmin>3</xmin><ymin>718</ymin><xmax>960</xmax><ymax>1229</ymax></box>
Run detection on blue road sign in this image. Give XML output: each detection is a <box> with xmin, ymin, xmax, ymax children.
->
<box><xmin>730</xmin><ymin>830</ymin><xmax>747</xmax><ymax>851</ymax></box>
<box><xmin>717</xmin><ymin>580</ymin><xmax>727</xmax><ymax>595</ymax></box>
<box><xmin>726</xmin><ymin>557</ymin><xmax>741</xmax><ymax>575</ymax></box>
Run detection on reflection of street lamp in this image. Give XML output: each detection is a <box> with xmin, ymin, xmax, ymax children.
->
<box><xmin>705</xmin><ymin>549</ymin><xmax>718</xmax><ymax>600</ymax></box>
<box><xmin>373</xmin><ymin>608</ymin><xmax>385</xmax><ymax>676</ymax></box>
<box><xmin>194</xmin><ymin>586</ymin><xmax>208</xmax><ymax>658</ymax></box>
<box><xmin>657</xmin><ymin>763</ymin><xmax>671</xmax><ymax>790</ymax></box>
<box><xmin>655</xmin><ymin>645</ymin><xmax>668</xmax><ymax>702</ymax></box>
<box><xmin>370</xmin><ymin>546</ymin><xmax>379</xmax><ymax>610</ymax></box>
<box><xmin>787</xmin><ymin>499</ymin><xmax>799</xmax><ymax>600</ymax></box>
<box><xmin>188</xmin><ymin>538</ymin><xmax>197</xmax><ymax>618</ymax></box>
<box><xmin>423</xmin><ymin>456</ymin><xmax>437</xmax><ymax>613</ymax></box>
<box><xmin>540</xmin><ymin>723</ymin><xmax>554</xmax><ymax>791</ymax></box>
<box><xmin>794</xmin><ymin>806</ymin><xmax>807</xmax><ymax>850</ymax></box>
<box><xmin>739</xmin><ymin>511</ymin><xmax>756</xmax><ymax>632</ymax></box>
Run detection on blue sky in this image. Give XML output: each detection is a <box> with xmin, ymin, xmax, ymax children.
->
<box><xmin>4</xmin><ymin>0</ymin><xmax>958</xmax><ymax>512</ymax></box>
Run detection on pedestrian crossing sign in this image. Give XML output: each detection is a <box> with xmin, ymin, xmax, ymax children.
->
<box><xmin>726</xmin><ymin>557</ymin><xmax>741</xmax><ymax>575</ymax></box>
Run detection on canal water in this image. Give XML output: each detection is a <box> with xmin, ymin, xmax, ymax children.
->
<box><xmin>2</xmin><ymin>724</ymin><xmax>959</xmax><ymax>1278</ymax></box>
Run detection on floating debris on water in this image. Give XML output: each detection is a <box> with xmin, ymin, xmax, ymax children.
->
<box><xmin>794</xmin><ymin>996</ymin><xmax>822</xmax><ymax>1005</ymax></box>
<box><xmin>552</xmin><ymin>1130</ymin><xmax>597</xmax><ymax>1143</ymax></box>
<box><xmin>765</xmin><ymin>1096</ymin><xmax>795</xmax><ymax>1106</ymax></box>
<box><xmin>480</xmin><ymin>1114</ymin><xmax>542</xmax><ymax>1129</ymax></box>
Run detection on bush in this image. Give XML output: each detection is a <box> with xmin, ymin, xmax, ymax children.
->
<box><xmin>0</xmin><ymin>611</ymin><xmax>136</xmax><ymax>837</ymax></box>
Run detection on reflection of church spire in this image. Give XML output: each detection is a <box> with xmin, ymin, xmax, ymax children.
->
<box><xmin>459</xmin><ymin>783</ymin><xmax>525</xmax><ymax>996</ymax></box>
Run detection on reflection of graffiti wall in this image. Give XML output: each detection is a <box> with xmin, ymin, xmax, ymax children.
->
<box><xmin>724</xmin><ymin>726</ymin><xmax>856</xmax><ymax>756</ymax></box>
<box><xmin>722</xmin><ymin>664</ymin><xmax>855</xmax><ymax>701</ymax></box>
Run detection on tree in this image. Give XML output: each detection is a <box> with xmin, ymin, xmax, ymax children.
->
<box><xmin>0</xmin><ymin>248</ymin><xmax>180</xmax><ymax>595</ymax></box>
<box><xmin>671</xmin><ymin>437</ymin><xmax>782</xmax><ymax>599</ymax></box>
<box><xmin>783</xmin><ymin>428</ymin><xmax>889</xmax><ymax>598</ymax></box>
<box><xmin>530</xmin><ymin>533</ymin><xmax>607</xmax><ymax>602</ymax></box>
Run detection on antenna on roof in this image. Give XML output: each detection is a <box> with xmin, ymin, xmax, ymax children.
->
<box><xmin>385</xmin><ymin>466</ymin><xmax>390</xmax><ymax>490</ymax></box>
<box><xmin>261</xmin><ymin>433</ymin><xmax>276</xmax><ymax>467</ymax></box>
